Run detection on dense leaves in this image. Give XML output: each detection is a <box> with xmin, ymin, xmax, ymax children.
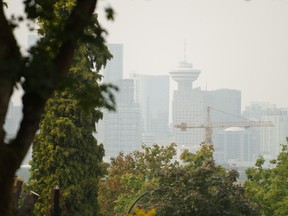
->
<box><xmin>99</xmin><ymin>144</ymin><xmax>260</xmax><ymax>216</ymax></box>
<box><xmin>245</xmin><ymin>139</ymin><xmax>288</xmax><ymax>216</ymax></box>
<box><xmin>98</xmin><ymin>144</ymin><xmax>177</xmax><ymax>216</ymax></box>
<box><xmin>28</xmin><ymin>91</ymin><xmax>105</xmax><ymax>215</ymax></box>
<box><xmin>27</xmin><ymin>3</ymin><xmax>114</xmax><ymax>213</ymax></box>
<box><xmin>147</xmin><ymin>144</ymin><xmax>260</xmax><ymax>216</ymax></box>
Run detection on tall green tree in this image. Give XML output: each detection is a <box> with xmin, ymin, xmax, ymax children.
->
<box><xmin>245</xmin><ymin>140</ymin><xmax>288</xmax><ymax>216</ymax></box>
<box><xmin>0</xmin><ymin>0</ymin><xmax>114</xmax><ymax>215</ymax></box>
<box><xmin>28</xmin><ymin>43</ymin><xmax>111</xmax><ymax>215</ymax></box>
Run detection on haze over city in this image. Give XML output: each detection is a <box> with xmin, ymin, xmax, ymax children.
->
<box><xmin>6</xmin><ymin>0</ymin><xmax>288</xmax><ymax>109</ymax></box>
<box><xmin>97</xmin><ymin>0</ymin><xmax>288</xmax><ymax>110</ymax></box>
<box><xmin>4</xmin><ymin>1</ymin><xmax>288</xmax><ymax>215</ymax></box>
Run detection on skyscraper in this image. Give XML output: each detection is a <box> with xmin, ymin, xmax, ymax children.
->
<box><xmin>131</xmin><ymin>74</ymin><xmax>170</xmax><ymax>146</ymax></box>
<box><xmin>170</xmin><ymin>61</ymin><xmax>204</xmax><ymax>150</ymax></box>
<box><xmin>170</xmin><ymin>60</ymin><xmax>244</xmax><ymax>161</ymax></box>
<box><xmin>96</xmin><ymin>44</ymin><xmax>142</xmax><ymax>159</ymax></box>
<box><xmin>203</xmin><ymin>89</ymin><xmax>245</xmax><ymax>163</ymax></box>
<box><xmin>102</xmin><ymin>44</ymin><xmax>123</xmax><ymax>83</ymax></box>
<box><xmin>243</xmin><ymin>102</ymin><xmax>288</xmax><ymax>158</ymax></box>
<box><xmin>100</xmin><ymin>79</ymin><xmax>141</xmax><ymax>158</ymax></box>
<box><xmin>203</xmin><ymin>89</ymin><xmax>241</xmax><ymax>122</ymax></box>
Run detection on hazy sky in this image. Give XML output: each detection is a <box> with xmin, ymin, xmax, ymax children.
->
<box><xmin>7</xmin><ymin>0</ymin><xmax>288</xmax><ymax>110</ymax></box>
<box><xmin>97</xmin><ymin>0</ymin><xmax>288</xmax><ymax>109</ymax></box>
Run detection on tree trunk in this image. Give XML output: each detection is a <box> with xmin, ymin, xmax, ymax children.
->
<box><xmin>0</xmin><ymin>147</ymin><xmax>22</xmax><ymax>215</ymax></box>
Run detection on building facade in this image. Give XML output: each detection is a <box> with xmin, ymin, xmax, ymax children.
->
<box><xmin>131</xmin><ymin>74</ymin><xmax>170</xmax><ymax>146</ymax></box>
<box><xmin>96</xmin><ymin>44</ymin><xmax>142</xmax><ymax>159</ymax></box>
<box><xmin>170</xmin><ymin>61</ymin><xmax>245</xmax><ymax>162</ymax></box>
<box><xmin>243</xmin><ymin>102</ymin><xmax>288</xmax><ymax>158</ymax></box>
<box><xmin>103</xmin><ymin>44</ymin><xmax>123</xmax><ymax>83</ymax></box>
<box><xmin>170</xmin><ymin>61</ymin><xmax>204</xmax><ymax>150</ymax></box>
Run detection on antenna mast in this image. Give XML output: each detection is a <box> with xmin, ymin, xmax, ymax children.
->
<box><xmin>184</xmin><ymin>38</ymin><xmax>186</xmax><ymax>62</ymax></box>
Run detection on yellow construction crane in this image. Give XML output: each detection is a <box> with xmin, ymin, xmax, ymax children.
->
<box><xmin>175</xmin><ymin>106</ymin><xmax>274</xmax><ymax>145</ymax></box>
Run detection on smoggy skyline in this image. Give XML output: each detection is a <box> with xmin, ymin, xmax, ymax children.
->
<box><xmin>98</xmin><ymin>0</ymin><xmax>288</xmax><ymax>109</ymax></box>
<box><xmin>6</xmin><ymin>0</ymin><xmax>288</xmax><ymax>109</ymax></box>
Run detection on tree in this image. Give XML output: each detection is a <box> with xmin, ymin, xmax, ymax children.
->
<box><xmin>27</xmin><ymin>43</ymin><xmax>109</xmax><ymax>215</ymax></box>
<box><xmin>0</xmin><ymin>1</ymin><xmax>114</xmax><ymax>215</ymax></box>
<box><xmin>98</xmin><ymin>144</ymin><xmax>177</xmax><ymax>216</ymax></box>
<box><xmin>245</xmin><ymin>140</ymin><xmax>288</xmax><ymax>216</ymax></box>
<box><xmin>99</xmin><ymin>143</ymin><xmax>260</xmax><ymax>216</ymax></box>
<box><xmin>146</xmin><ymin>144</ymin><xmax>260</xmax><ymax>216</ymax></box>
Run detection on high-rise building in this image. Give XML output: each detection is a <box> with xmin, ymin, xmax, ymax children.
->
<box><xmin>97</xmin><ymin>79</ymin><xmax>142</xmax><ymax>159</ymax></box>
<box><xmin>243</xmin><ymin>102</ymin><xmax>288</xmax><ymax>158</ymax></box>
<box><xmin>102</xmin><ymin>44</ymin><xmax>123</xmax><ymax>83</ymax></box>
<box><xmin>203</xmin><ymin>89</ymin><xmax>246</xmax><ymax>163</ymax></box>
<box><xmin>170</xmin><ymin>61</ymin><xmax>245</xmax><ymax>162</ymax></box>
<box><xmin>131</xmin><ymin>74</ymin><xmax>169</xmax><ymax>146</ymax></box>
<box><xmin>96</xmin><ymin>44</ymin><xmax>142</xmax><ymax>159</ymax></box>
<box><xmin>203</xmin><ymin>89</ymin><xmax>241</xmax><ymax>122</ymax></box>
<box><xmin>170</xmin><ymin>61</ymin><xmax>204</xmax><ymax>150</ymax></box>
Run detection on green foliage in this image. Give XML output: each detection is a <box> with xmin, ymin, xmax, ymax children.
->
<box><xmin>245</xmin><ymin>140</ymin><xmax>288</xmax><ymax>216</ymax></box>
<box><xmin>181</xmin><ymin>143</ymin><xmax>214</xmax><ymax>166</ymax></box>
<box><xmin>27</xmin><ymin>1</ymin><xmax>115</xmax><ymax>214</ymax></box>
<box><xmin>99</xmin><ymin>143</ymin><xmax>259</xmax><ymax>216</ymax></box>
<box><xmin>28</xmin><ymin>83</ymin><xmax>105</xmax><ymax>215</ymax></box>
<box><xmin>21</xmin><ymin>0</ymin><xmax>117</xmax><ymax>103</ymax></box>
<box><xmin>98</xmin><ymin>144</ymin><xmax>177</xmax><ymax>216</ymax></box>
<box><xmin>28</xmin><ymin>60</ymin><xmax>108</xmax><ymax>215</ymax></box>
<box><xmin>146</xmin><ymin>144</ymin><xmax>259</xmax><ymax>216</ymax></box>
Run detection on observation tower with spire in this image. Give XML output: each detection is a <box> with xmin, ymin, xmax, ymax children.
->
<box><xmin>170</xmin><ymin>58</ymin><xmax>204</xmax><ymax>151</ymax></box>
<box><xmin>169</xmin><ymin>61</ymin><xmax>201</xmax><ymax>92</ymax></box>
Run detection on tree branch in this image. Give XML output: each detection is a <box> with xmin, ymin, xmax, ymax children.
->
<box><xmin>54</xmin><ymin>0</ymin><xmax>98</xmax><ymax>77</ymax></box>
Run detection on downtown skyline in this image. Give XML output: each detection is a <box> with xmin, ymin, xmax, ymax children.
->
<box><xmin>5</xmin><ymin>0</ymin><xmax>288</xmax><ymax>110</ymax></box>
<box><xmin>97</xmin><ymin>0</ymin><xmax>288</xmax><ymax>110</ymax></box>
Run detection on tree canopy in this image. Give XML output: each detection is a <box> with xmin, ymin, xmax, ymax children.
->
<box><xmin>99</xmin><ymin>143</ymin><xmax>260</xmax><ymax>216</ymax></box>
<box><xmin>245</xmin><ymin>140</ymin><xmax>288</xmax><ymax>216</ymax></box>
<box><xmin>98</xmin><ymin>143</ymin><xmax>177</xmax><ymax>216</ymax></box>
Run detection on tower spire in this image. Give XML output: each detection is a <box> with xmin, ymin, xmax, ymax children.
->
<box><xmin>184</xmin><ymin>38</ymin><xmax>186</xmax><ymax>62</ymax></box>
